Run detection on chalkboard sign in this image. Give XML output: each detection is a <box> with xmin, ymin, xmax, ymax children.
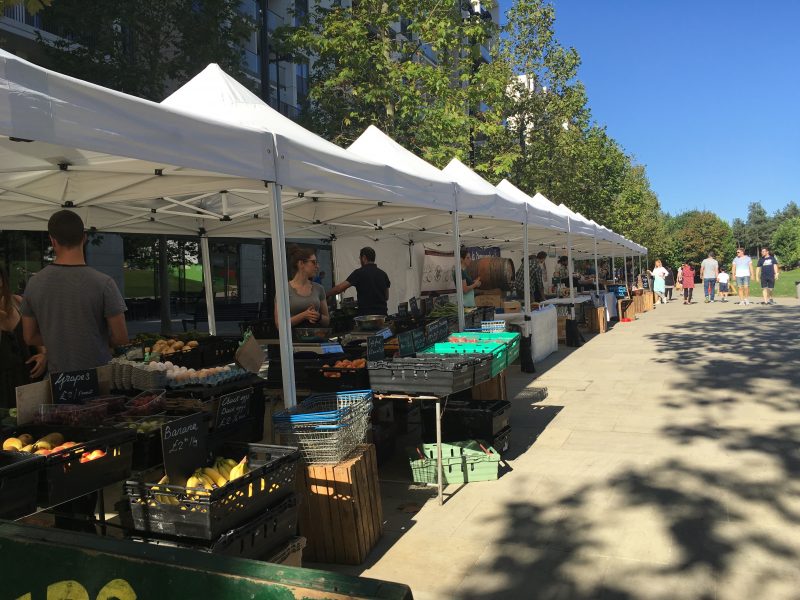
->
<box><xmin>367</xmin><ymin>334</ymin><xmax>385</xmax><ymax>361</ymax></box>
<box><xmin>426</xmin><ymin>318</ymin><xmax>449</xmax><ymax>343</ymax></box>
<box><xmin>50</xmin><ymin>369</ymin><xmax>100</xmax><ymax>405</ymax></box>
<box><xmin>409</xmin><ymin>297</ymin><xmax>420</xmax><ymax>316</ymax></box>
<box><xmin>398</xmin><ymin>302</ymin><xmax>409</xmax><ymax>316</ymax></box>
<box><xmin>641</xmin><ymin>275</ymin><xmax>650</xmax><ymax>290</ymax></box>
<box><xmin>412</xmin><ymin>328</ymin><xmax>427</xmax><ymax>352</ymax></box>
<box><xmin>161</xmin><ymin>412</ymin><xmax>207</xmax><ymax>484</ymax></box>
<box><xmin>215</xmin><ymin>387</ymin><xmax>252</xmax><ymax>433</ymax></box>
<box><xmin>398</xmin><ymin>331</ymin><xmax>415</xmax><ymax>357</ymax></box>
<box><xmin>422</xmin><ymin>297</ymin><xmax>432</xmax><ymax>315</ymax></box>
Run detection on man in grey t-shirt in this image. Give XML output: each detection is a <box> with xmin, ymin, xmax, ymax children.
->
<box><xmin>700</xmin><ymin>251</ymin><xmax>719</xmax><ymax>303</ymax></box>
<box><xmin>22</xmin><ymin>210</ymin><xmax>129</xmax><ymax>373</ymax></box>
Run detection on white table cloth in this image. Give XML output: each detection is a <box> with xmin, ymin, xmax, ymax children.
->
<box><xmin>493</xmin><ymin>305</ymin><xmax>558</xmax><ymax>363</ymax></box>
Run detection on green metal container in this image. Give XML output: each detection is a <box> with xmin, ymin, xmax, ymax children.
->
<box><xmin>407</xmin><ymin>440</ymin><xmax>500</xmax><ymax>484</ymax></box>
<box><xmin>422</xmin><ymin>341</ymin><xmax>507</xmax><ymax>377</ymax></box>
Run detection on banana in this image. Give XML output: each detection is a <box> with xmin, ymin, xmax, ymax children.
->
<box><xmin>185</xmin><ymin>475</ymin><xmax>204</xmax><ymax>490</ymax></box>
<box><xmin>222</xmin><ymin>458</ymin><xmax>238</xmax><ymax>468</ymax></box>
<box><xmin>153</xmin><ymin>474</ymin><xmax>170</xmax><ymax>504</ymax></box>
<box><xmin>203</xmin><ymin>466</ymin><xmax>227</xmax><ymax>487</ymax></box>
<box><xmin>195</xmin><ymin>471</ymin><xmax>216</xmax><ymax>490</ymax></box>
<box><xmin>228</xmin><ymin>456</ymin><xmax>249</xmax><ymax>481</ymax></box>
<box><xmin>214</xmin><ymin>458</ymin><xmax>232</xmax><ymax>480</ymax></box>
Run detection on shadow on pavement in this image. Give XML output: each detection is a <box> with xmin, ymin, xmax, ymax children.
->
<box><xmin>453</xmin><ymin>303</ymin><xmax>800</xmax><ymax>599</ymax></box>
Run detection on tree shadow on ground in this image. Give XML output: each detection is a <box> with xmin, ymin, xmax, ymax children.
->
<box><xmin>453</xmin><ymin>303</ymin><xmax>800</xmax><ymax>599</ymax></box>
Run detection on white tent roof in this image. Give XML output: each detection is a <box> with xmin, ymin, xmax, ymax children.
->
<box><xmin>162</xmin><ymin>65</ymin><xmax>456</xmax><ymax>210</ymax></box>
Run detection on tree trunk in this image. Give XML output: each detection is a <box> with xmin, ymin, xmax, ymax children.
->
<box><xmin>158</xmin><ymin>235</ymin><xmax>171</xmax><ymax>334</ymax></box>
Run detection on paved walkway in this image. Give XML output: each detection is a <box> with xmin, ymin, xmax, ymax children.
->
<box><xmin>319</xmin><ymin>297</ymin><xmax>800</xmax><ymax>599</ymax></box>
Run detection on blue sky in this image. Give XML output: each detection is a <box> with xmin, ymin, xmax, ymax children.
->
<box><xmin>498</xmin><ymin>1</ymin><xmax>800</xmax><ymax>223</ymax></box>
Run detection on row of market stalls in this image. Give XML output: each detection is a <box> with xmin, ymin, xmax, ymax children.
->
<box><xmin>0</xmin><ymin>50</ymin><xmax>652</xmax><ymax>595</ymax></box>
<box><xmin>0</xmin><ymin>51</ymin><xmax>646</xmax><ymax>409</ymax></box>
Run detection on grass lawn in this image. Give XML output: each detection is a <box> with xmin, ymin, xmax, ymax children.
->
<box><xmin>124</xmin><ymin>266</ymin><xmax>204</xmax><ymax>297</ymax></box>
<box><xmin>740</xmin><ymin>267</ymin><xmax>799</xmax><ymax>298</ymax></box>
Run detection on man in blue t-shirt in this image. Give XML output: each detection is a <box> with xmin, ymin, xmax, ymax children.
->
<box><xmin>756</xmin><ymin>246</ymin><xmax>780</xmax><ymax>305</ymax></box>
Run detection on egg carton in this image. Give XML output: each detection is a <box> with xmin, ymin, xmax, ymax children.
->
<box><xmin>131</xmin><ymin>367</ymin><xmax>167</xmax><ymax>391</ymax></box>
<box><xmin>165</xmin><ymin>367</ymin><xmax>248</xmax><ymax>389</ymax></box>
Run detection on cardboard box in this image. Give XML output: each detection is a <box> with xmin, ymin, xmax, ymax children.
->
<box><xmin>475</xmin><ymin>294</ymin><xmax>503</xmax><ymax>308</ymax></box>
<box><xmin>502</xmin><ymin>300</ymin><xmax>521</xmax><ymax>313</ymax></box>
<box><xmin>472</xmin><ymin>371</ymin><xmax>507</xmax><ymax>402</ymax></box>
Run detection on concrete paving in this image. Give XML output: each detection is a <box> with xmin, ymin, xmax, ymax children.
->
<box><xmin>313</xmin><ymin>297</ymin><xmax>800</xmax><ymax>599</ymax></box>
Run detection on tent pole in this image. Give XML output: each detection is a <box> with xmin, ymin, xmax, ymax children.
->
<box><xmin>200</xmin><ymin>234</ymin><xmax>216</xmax><ymax>336</ymax></box>
<box><xmin>567</xmin><ymin>217</ymin><xmax>576</xmax><ymax>319</ymax></box>
<box><xmin>453</xmin><ymin>210</ymin><xmax>465</xmax><ymax>332</ymax></box>
<box><xmin>522</xmin><ymin>211</ymin><xmax>531</xmax><ymax>314</ymax></box>
<box><xmin>623</xmin><ymin>252</ymin><xmax>628</xmax><ymax>287</ymax></box>
<box><xmin>593</xmin><ymin>226</ymin><xmax>600</xmax><ymax>296</ymax></box>
<box><xmin>267</xmin><ymin>182</ymin><xmax>297</xmax><ymax>408</ymax></box>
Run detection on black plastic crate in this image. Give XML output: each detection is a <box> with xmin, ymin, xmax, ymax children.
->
<box><xmin>367</xmin><ymin>357</ymin><xmax>475</xmax><ymax>396</ymax></box>
<box><xmin>8</xmin><ymin>425</ymin><xmax>135</xmax><ymax>507</ymax></box>
<box><xmin>125</xmin><ymin>443</ymin><xmax>299</xmax><ymax>540</ymax></box>
<box><xmin>484</xmin><ymin>425</ymin><xmax>511</xmax><ymax>454</ymax></box>
<box><xmin>0</xmin><ymin>451</ymin><xmax>46</xmax><ymax>519</ymax></box>
<box><xmin>421</xmin><ymin>400</ymin><xmax>511</xmax><ymax>444</ymax></box>
<box><xmin>305</xmin><ymin>364</ymin><xmax>371</xmax><ymax>393</ymax></box>
<box><xmin>240</xmin><ymin>319</ymin><xmax>278</xmax><ymax>339</ymax></box>
<box><xmin>126</xmin><ymin>494</ymin><xmax>298</xmax><ymax>559</ymax></box>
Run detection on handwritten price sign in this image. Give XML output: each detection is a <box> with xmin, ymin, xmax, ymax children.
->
<box><xmin>215</xmin><ymin>387</ymin><xmax>252</xmax><ymax>432</ymax></box>
<box><xmin>161</xmin><ymin>412</ymin><xmax>207</xmax><ymax>483</ymax></box>
<box><xmin>49</xmin><ymin>369</ymin><xmax>100</xmax><ymax>405</ymax></box>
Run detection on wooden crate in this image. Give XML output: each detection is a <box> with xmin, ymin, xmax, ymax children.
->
<box><xmin>618</xmin><ymin>299</ymin><xmax>636</xmax><ymax>320</ymax></box>
<box><xmin>643</xmin><ymin>291</ymin><xmax>654</xmax><ymax>312</ymax></box>
<box><xmin>585</xmin><ymin>306</ymin><xmax>607</xmax><ymax>334</ymax></box>
<box><xmin>632</xmin><ymin>293</ymin><xmax>645</xmax><ymax>314</ymax></box>
<box><xmin>472</xmin><ymin>371</ymin><xmax>507</xmax><ymax>401</ymax></box>
<box><xmin>557</xmin><ymin>316</ymin><xmax>567</xmax><ymax>342</ymax></box>
<box><xmin>475</xmin><ymin>294</ymin><xmax>503</xmax><ymax>308</ymax></box>
<box><xmin>297</xmin><ymin>444</ymin><xmax>383</xmax><ymax>565</ymax></box>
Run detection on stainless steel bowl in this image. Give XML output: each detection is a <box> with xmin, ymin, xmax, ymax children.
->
<box><xmin>353</xmin><ymin>314</ymin><xmax>387</xmax><ymax>331</ymax></box>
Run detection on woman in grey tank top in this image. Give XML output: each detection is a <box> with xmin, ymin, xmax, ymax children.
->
<box><xmin>276</xmin><ymin>245</ymin><xmax>330</xmax><ymax>328</ymax></box>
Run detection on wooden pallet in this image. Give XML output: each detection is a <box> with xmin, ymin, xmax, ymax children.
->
<box><xmin>297</xmin><ymin>444</ymin><xmax>383</xmax><ymax>565</ymax></box>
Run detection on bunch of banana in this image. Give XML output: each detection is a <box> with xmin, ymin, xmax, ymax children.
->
<box><xmin>152</xmin><ymin>475</ymin><xmax>178</xmax><ymax>505</ymax></box>
<box><xmin>228</xmin><ymin>456</ymin><xmax>250</xmax><ymax>481</ymax></box>
<box><xmin>213</xmin><ymin>457</ymin><xmax>238</xmax><ymax>480</ymax></box>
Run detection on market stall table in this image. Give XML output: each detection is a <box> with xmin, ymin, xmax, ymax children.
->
<box><xmin>492</xmin><ymin>306</ymin><xmax>558</xmax><ymax>363</ymax></box>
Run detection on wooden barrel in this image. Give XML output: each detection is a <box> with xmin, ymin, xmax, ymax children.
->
<box><xmin>469</xmin><ymin>257</ymin><xmax>516</xmax><ymax>291</ymax></box>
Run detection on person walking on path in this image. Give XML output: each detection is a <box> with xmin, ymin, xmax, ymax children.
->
<box><xmin>732</xmin><ymin>247</ymin><xmax>755</xmax><ymax>305</ymax></box>
<box><xmin>717</xmin><ymin>268</ymin><xmax>731</xmax><ymax>302</ymax></box>
<box><xmin>756</xmin><ymin>246</ymin><xmax>780</xmax><ymax>305</ymax></box>
<box><xmin>700</xmin><ymin>251</ymin><xmax>719</xmax><ymax>302</ymax></box>
<box><xmin>664</xmin><ymin>267</ymin><xmax>675</xmax><ymax>301</ymax></box>
<box><xmin>649</xmin><ymin>260</ymin><xmax>669</xmax><ymax>304</ymax></box>
<box><xmin>679</xmin><ymin>262</ymin><xmax>695</xmax><ymax>304</ymax></box>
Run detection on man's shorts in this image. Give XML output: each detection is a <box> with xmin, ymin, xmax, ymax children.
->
<box><xmin>736</xmin><ymin>275</ymin><xmax>750</xmax><ymax>287</ymax></box>
<box><xmin>719</xmin><ymin>282</ymin><xmax>729</xmax><ymax>292</ymax></box>
<box><xmin>761</xmin><ymin>276</ymin><xmax>775</xmax><ymax>290</ymax></box>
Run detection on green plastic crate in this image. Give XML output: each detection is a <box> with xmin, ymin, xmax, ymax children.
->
<box><xmin>406</xmin><ymin>440</ymin><xmax>500</xmax><ymax>484</ymax></box>
<box><xmin>447</xmin><ymin>332</ymin><xmax>520</xmax><ymax>365</ymax></box>
<box><xmin>422</xmin><ymin>341</ymin><xmax>507</xmax><ymax>377</ymax></box>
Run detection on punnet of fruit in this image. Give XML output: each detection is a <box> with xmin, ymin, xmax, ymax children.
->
<box><xmin>123</xmin><ymin>389</ymin><xmax>166</xmax><ymax>416</ymax></box>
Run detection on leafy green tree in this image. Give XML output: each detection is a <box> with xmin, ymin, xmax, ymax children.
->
<box><xmin>742</xmin><ymin>202</ymin><xmax>773</xmax><ymax>256</ymax></box>
<box><xmin>35</xmin><ymin>0</ymin><xmax>256</xmax><ymax>101</ymax></box>
<box><xmin>776</xmin><ymin>201</ymin><xmax>800</xmax><ymax>222</ymax></box>
<box><xmin>275</xmin><ymin>0</ymin><xmax>510</xmax><ymax>173</ymax></box>
<box><xmin>0</xmin><ymin>0</ymin><xmax>50</xmax><ymax>13</ymax></box>
<box><xmin>771</xmin><ymin>217</ymin><xmax>800</xmax><ymax>267</ymax></box>
<box><xmin>671</xmin><ymin>210</ymin><xmax>735</xmax><ymax>267</ymax></box>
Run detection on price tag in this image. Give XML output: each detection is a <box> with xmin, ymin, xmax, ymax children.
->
<box><xmin>49</xmin><ymin>369</ymin><xmax>100</xmax><ymax>405</ymax></box>
<box><xmin>409</xmin><ymin>297</ymin><xmax>419</xmax><ymax>316</ymax></box>
<box><xmin>398</xmin><ymin>331</ymin><xmax>415</xmax><ymax>357</ymax></box>
<box><xmin>412</xmin><ymin>328</ymin><xmax>427</xmax><ymax>352</ymax></box>
<box><xmin>427</xmin><ymin>318</ymin><xmax>449</xmax><ymax>343</ymax></box>
<box><xmin>161</xmin><ymin>412</ymin><xmax>207</xmax><ymax>484</ymax></box>
<box><xmin>215</xmin><ymin>387</ymin><xmax>252</xmax><ymax>432</ymax></box>
<box><xmin>367</xmin><ymin>335</ymin><xmax>385</xmax><ymax>361</ymax></box>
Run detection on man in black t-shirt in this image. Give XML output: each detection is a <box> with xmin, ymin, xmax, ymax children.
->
<box><xmin>756</xmin><ymin>246</ymin><xmax>780</xmax><ymax>305</ymax></box>
<box><xmin>327</xmin><ymin>247</ymin><xmax>391</xmax><ymax>315</ymax></box>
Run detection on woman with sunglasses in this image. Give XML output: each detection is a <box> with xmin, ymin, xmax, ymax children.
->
<box><xmin>276</xmin><ymin>245</ymin><xmax>330</xmax><ymax>328</ymax></box>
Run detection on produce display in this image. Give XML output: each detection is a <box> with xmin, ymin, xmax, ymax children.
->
<box><xmin>117</xmin><ymin>417</ymin><xmax>165</xmax><ymax>434</ymax></box>
<box><xmin>146</xmin><ymin>456</ymin><xmax>249</xmax><ymax>506</ymax></box>
<box><xmin>320</xmin><ymin>358</ymin><xmax>367</xmax><ymax>378</ymax></box>
<box><xmin>1</xmin><ymin>432</ymin><xmax>95</xmax><ymax>458</ymax></box>
<box><xmin>124</xmin><ymin>389</ymin><xmax>166</xmax><ymax>416</ymax></box>
<box><xmin>427</xmin><ymin>302</ymin><xmax>458</xmax><ymax>318</ymax></box>
<box><xmin>146</xmin><ymin>338</ymin><xmax>200</xmax><ymax>356</ymax></box>
<box><xmin>36</xmin><ymin>403</ymin><xmax>107</xmax><ymax>427</ymax></box>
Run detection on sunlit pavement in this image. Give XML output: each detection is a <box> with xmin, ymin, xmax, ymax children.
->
<box><xmin>316</xmin><ymin>297</ymin><xmax>800</xmax><ymax>599</ymax></box>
